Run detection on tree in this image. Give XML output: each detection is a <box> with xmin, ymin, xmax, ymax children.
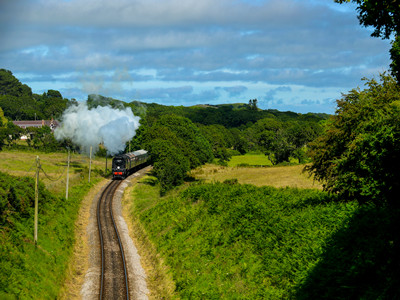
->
<box><xmin>31</xmin><ymin>126</ymin><xmax>60</xmax><ymax>152</ymax></box>
<box><xmin>151</xmin><ymin>114</ymin><xmax>213</xmax><ymax>168</ymax></box>
<box><xmin>390</xmin><ymin>35</ymin><xmax>400</xmax><ymax>83</ymax></box>
<box><xmin>198</xmin><ymin>124</ymin><xmax>234</xmax><ymax>162</ymax></box>
<box><xmin>3</xmin><ymin>122</ymin><xmax>23</xmax><ymax>148</ymax></box>
<box><xmin>140</xmin><ymin>114</ymin><xmax>213</xmax><ymax>192</ymax></box>
<box><xmin>335</xmin><ymin>0</ymin><xmax>400</xmax><ymax>39</ymax></box>
<box><xmin>145</xmin><ymin>139</ymin><xmax>190</xmax><ymax>194</ymax></box>
<box><xmin>335</xmin><ymin>0</ymin><xmax>400</xmax><ymax>82</ymax></box>
<box><xmin>248</xmin><ymin>99</ymin><xmax>258</xmax><ymax>110</ymax></box>
<box><xmin>252</xmin><ymin>118</ymin><xmax>296</xmax><ymax>164</ymax></box>
<box><xmin>0</xmin><ymin>95</ymin><xmax>41</xmax><ymax>120</ymax></box>
<box><xmin>0</xmin><ymin>107</ymin><xmax>7</xmax><ymax>127</ymax></box>
<box><xmin>36</xmin><ymin>90</ymin><xmax>68</xmax><ymax>119</ymax></box>
<box><xmin>306</xmin><ymin>73</ymin><xmax>400</xmax><ymax>206</ymax></box>
<box><xmin>0</xmin><ymin>69</ymin><xmax>32</xmax><ymax>97</ymax></box>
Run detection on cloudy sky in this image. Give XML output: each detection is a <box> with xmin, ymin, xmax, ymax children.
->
<box><xmin>0</xmin><ymin>0</ymin><xmax>392</xmax><ymax>114</ymax></box>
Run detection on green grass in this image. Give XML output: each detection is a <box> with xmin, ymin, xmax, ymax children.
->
<box><xmin>192</xmin><ymin>163</ymin><xmax>322</xmax><ymax>189</ymax></box>
<box><xmin>130</xmin><ymin>179</ymin><xmax>360</xmax><ymax>298</ymax></box>
<box><xmin>227</xmin><ymin>153</ymin><xmax>273</xmax><ymax>167</ymax></box>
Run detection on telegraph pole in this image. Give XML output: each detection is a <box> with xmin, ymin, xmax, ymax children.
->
<box><xmin>89</xmin><ymin>146</ymin><xmax>92</xmax><ymax>183</ymax></box>
<box><xmin>66</xmin><ymin>148</ymin><xmax>70</xmax><ymax>200</ymax></box>
<box><xmin>34</xmin><ymin>156</ymin><xmax>40</xmax><ymax>246</ymax></box>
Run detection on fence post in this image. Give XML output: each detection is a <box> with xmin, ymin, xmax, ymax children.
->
<box><xmin>66</xmin><ymin>148</ymin><xmax>70</xmax><ymax>200</ymax></box>
<box><xmin>89</xmin><ymin>146</ymin><xmax>92</xmax><ymax>183</ymax></box>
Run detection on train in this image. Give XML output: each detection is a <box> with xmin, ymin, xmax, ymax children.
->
<box><xmin>112</xmin><ymin>149</ymin><xmax>150</xmax><ymax>180</ymax></box>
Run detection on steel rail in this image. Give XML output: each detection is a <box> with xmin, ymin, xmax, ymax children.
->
<box><xmin>110</xmin><ymin>183</ymin><xmax>130</xmax><ymax>300</ymax></box>
<box><xmin>97</xmin><ymin>179</ymin><xmax>129</xmax><ymax>299</ymax></box>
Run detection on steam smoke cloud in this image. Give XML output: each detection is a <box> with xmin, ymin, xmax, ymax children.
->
<box><xmin>55</xmin><ymin>102</ymin><xmax>140</xmax><ymax>155</ymax></box>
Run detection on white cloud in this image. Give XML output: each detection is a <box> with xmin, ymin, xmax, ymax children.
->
<box><xmin>0</xmin><ymin>0</ymin><xmax>392</xmax><ymax>114</ymax></box>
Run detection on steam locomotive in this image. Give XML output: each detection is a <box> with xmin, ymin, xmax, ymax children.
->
<box><xmin>112</xmin><ymin>149</ymin><xmax>150</xmax><ymax>179</ymax></box>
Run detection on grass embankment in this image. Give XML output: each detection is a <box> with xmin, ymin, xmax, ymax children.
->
<box><xmin>129</xmin><ymin>176</ymin><xmax>358</xmax><ymax>298</ymax></box>
<box><xmin>129</xmin><ymin>155</ymin><xmax>398</xmax><ymax>298</ymax></box>
<box><xmin>0</xmin><ymin>150</ymin><xmax>108</xmax><ymax>299</ymax></box>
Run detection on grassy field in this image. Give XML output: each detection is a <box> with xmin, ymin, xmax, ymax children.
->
<box><xmin>196</xmin><ymin>153</ymin><xmax>322</xmax><ymax>189</ymax></box>
<box><xmin>227</xmin><ymin>153</ymin><xmax>273</xmax><ymax>167</ymax></box>
<box><xmin>191</xmin><ymin>164</ymin><xmax>322</xmax><ymax>189</ymax></box>
<box><xmin>0</xmin><ymin>149</ymin><xmax>110</xmax><ymax>196</ymax></box>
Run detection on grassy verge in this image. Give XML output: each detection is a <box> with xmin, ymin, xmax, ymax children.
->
<box><xmin>124</xmin><ymin>175</ymin><xmax>178</xmax><ymax>299</ymax></box>
<box><xmin>0</xmin><ymin>150</ymin><xmax>107</xmax><ymax>299</ymax></box>
<box><xmin>129</xmin><ymin>178</ymin><xmax>358</xmax><ymax>298</ymax></box>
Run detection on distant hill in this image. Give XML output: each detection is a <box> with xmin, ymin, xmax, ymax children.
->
<box><xmin>0</xmin><ymin>69</ymin><xmax>330</xmax><ymax>126</ymax></box>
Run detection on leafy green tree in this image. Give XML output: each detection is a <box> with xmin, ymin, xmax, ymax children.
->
<box><xmin>0</xmin><ymin>128</ymin><xmax>6</xmax><ymax>151</ymax></box>
<box><xmin>335</xmin><ymin>0</ymin><xmax>400</xmax><ymax>81</ymax></box>
<box><xmin>335</xmin><ymin>0</ymin><xmax>400</xmax><ymax>39</ymax></box>
<box><xmin>0</xmin><ymin>108</ymin><xmax>7</xmax><ymax>150</ymax></box>
<box><xmin>146</xmin><ymin>139</ymin><xmax>190</xmax><ymax>194</ymax></box>
<box><xmin>286</xmin><ymin>121</ymin><xmax>321</xmax><ymax>163</ymax></box>
<box><xmin>0</xmin><ymin>69</ymin><xmax>32</xmax><ymax>97</ymax></box>
<box><xmin>229</xmin><ymin>128</ymin><xmax>248</xmax><ymax>154</ymax></box>
<box><xmin>140</xmin><ymin>114</ymin><xmax>213</xmax><ymax>192</ymax></box>
<box><xmin>3</xmin><ymin>122</ymin><xmax>23</xmax><ymax>148</ymax></box>
<box><xmin>306</xmin><ymin>73</ymin><xmax>400</xmax><ymax>206</ymax></box>
<box><xmin>252</xmin><ymin>118</ymin><xmax>294</xmax><ymax>164</ymax></box>
<box><xmin>390</xmin><ymin>35</ymin><xmax>400</xmax><ymax>83</ymax></box>
<box><xmin>0</xmin><ymin>108</ymin><xmax>7</xmax><ymax>127</ymax></box>
<box><xmin>198</xmin><ymin>124</ymin><xmax>234</xmax><ymax>162</ymax></box>
<box><xmin>248</xmin><ymin>98</ymin><xmax>258</xmax><ymax>110</ymax></box>
<box><xmin>0</xmin><ymin>95</ymin><xmax>41</xmax><ymax>120</ymax></box>
<box><xmin>151</xmin><ymin>114</ymin><xmax>213</xmax><ymax>168</ymax></box>
<box><xmin>31</xmin><ymin>126</ymin><xmax>60</xmax><ymax>152</ymax></box>
<box><xmin>37</xmin><ymin>90</ymin><xmax>68</xmax><ymax>119</ymax></box>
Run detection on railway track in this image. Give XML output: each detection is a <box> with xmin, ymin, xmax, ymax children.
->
<box><xmin>97</xmin><ymin>180</ymin><xmax>130</xmax><ymax>299</ymax></box>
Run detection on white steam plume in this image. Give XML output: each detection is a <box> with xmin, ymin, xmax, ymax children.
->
<box><xmin>55</xmin><ymin>102</ymin><xmax>140</xmax><ymax>155</ymax></box>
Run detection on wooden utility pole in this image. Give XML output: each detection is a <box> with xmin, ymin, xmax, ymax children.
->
<box><xmin>34</xmin><ymin>156</ymin><xmax>40</xmax><ymax>246</ymax></box>
<box><xmin>66</xmin><ymin>148</ymin><xmax>70</xmax><ymax>200</ymax></box>
<box><xmin>89</xmin><ymin>146</ymin><xmax>92</xmax><ymax>183</ymax></box>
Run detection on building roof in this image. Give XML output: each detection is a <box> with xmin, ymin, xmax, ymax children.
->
<box><xmin>12</xmin><ymin>119</ymin><xmax>59</xmax><ymax>131</ymax></box>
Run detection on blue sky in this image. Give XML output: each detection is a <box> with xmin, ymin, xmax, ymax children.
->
<box><xmin>0</xmin><ymin>0</ymin><xmax>392</xmax><ymax>114</ymax></box>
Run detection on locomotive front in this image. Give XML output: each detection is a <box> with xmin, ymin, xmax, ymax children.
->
<box><xmin>112</xmin><ymin>155</ymin><xmax>127</xmax><ymax>179</ymax></box>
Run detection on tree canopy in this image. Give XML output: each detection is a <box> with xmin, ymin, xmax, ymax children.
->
<box><xmin>306</xmin><ymin>73</ymin><xmax>400</xmax><ymax>207</ymax></box>
<box><xmin>335</xmin><ymin>0</ymin><xmax>400</xmax><ymax>82</ymax></box>
<box><xmin>335</xmin><ymin>0</ymin><xmax>400</xmax><ymax>39</ymax></box>
<box><xmin>0</xmin><ymin>69</ymin><xmax>70</xmax><ymax>120</ymax></box>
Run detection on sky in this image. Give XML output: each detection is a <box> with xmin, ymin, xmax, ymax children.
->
<box><xmin>0</xmin><ymin>0</ymin><xmax>392</xmax><ymax>114</ymax></box>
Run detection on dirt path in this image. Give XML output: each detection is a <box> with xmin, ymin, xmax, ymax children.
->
<box><xmin>59</xmin><ymin>168</ymin><xmax>151</xmax><ymax>299</ymax></box>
